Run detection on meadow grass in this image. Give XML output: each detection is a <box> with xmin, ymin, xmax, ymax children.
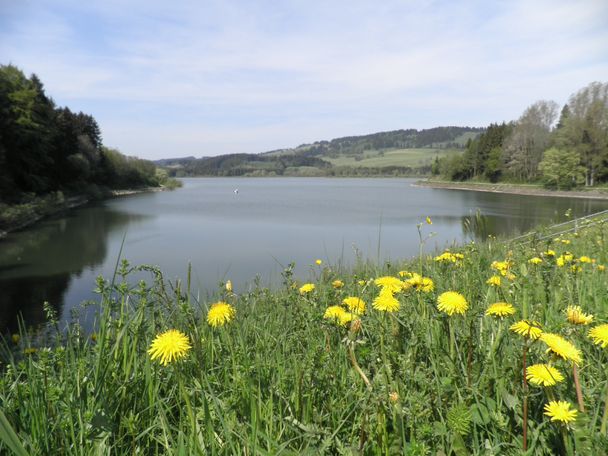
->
<box><xmin>1</xmin><ymin>217</ymin><xmax>608</xmax><ymax>454</ymax></box>
<box><xmin>324</xmin><ymin>148</ymin><xmax>461</xmax><ymax>168</ymax></box>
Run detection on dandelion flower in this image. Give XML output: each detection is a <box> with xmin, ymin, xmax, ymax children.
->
<box><xmin>566</xmin><ymin>306</ymin><xmax>593</xmax><ymax>325</ymax></box>
<box><xmin>486</xmin><ymin>275</ymin><xmax>501</xmax><ymax>287</ymax></box>
<box><xmin>324</xmin><ymin>305</ymin><xmax>346</xmax><ymax>322</ymax></box>
<box><xmin>357</xmin><ymin>279</ymin><xmax>366</xmax><ymax>286</ymax></box>
<box><xmin>207</xmin><ymin>301</ymin><xmax>236</xmax><ymax>327</ymax></box>
<box><xmin>485</xmin><ymin>302</ymin><xmax>516</xmax><ymax>318</ymax></box>
<box><xmin>544</xmin><ymin>401</ymin><xmax>577</xmax><ymax>424</ymax></box>
<box><xmin>510</xmin><ymin>320</ymin><xmax>543</xmax><ymax>340</ymax></box>
<box><xmin>338</xmin><ymin>312</ymin><xmax>355</xmax><ymax>326</ymax></box>
<box><xmin>406</xmin><ymin>273</ymin><xmax>434</xmax><ymax>292</ymax></box>
<box><xmin>491</xmin><ymin>260</ymin><xmax>512</xmax><ymax>276</ymax></box>
<box><xmin>437</xmin><ymin>291</ymin><xmax>468</xmax><ymax>316</ymax></box>
<box><xmin>373</xmin><ymin>289</ymin><xmax>400</xmax><ymax>313</ymax></box>
<box><xmin>332</xmin><ymin>279</ymin><xmax>344</xmax><ymax>289</ymax></box>
<box><xmin>598</xmin><ymin>264</ymin><xmax>606</xmax><ymax>271</ymax></box>
<box><xmin>435</xmin><ymin>252</ymin><xmax>456</xmax><ymax>263</ymax></box>
<box><xmin>11</xmin><ymin>334</ymin><xmax>20</xmax><ymax>344</ymax></box>
<box><xmin>526</xmin><ymin>364</ymin><xmax>564</xmax><ymax>386</ymax></box>
<box><xmin>343</xmin><ymin>297</ymin><xmax>366</xmax><ymax>315</ymax></box>
<box><xmin>544</xmin><ymin>249</ymin><xmax>556</xmax><ymax>257</ymax></box>
<box><xmin>528</xmin><ymin>257</ymin><xmax>543</xmax><ymax>265</ymax></box>
<box><xmin>315</xmin><ymin>259</ymin><xmax>322</xmax><ymax>265</ymax></box>
<box><xmin>578</xmin><ymin>256</ymin><xmax>592</xmax><ymax>263</ymax></box>
<box><xmin>398</xmin><ymin>270</ymin><xmax>411</xmax><ymax>277</ymax></box>
<box><xmin>148</xmin><ymin>329</ymin><xmax>192</xmax><ymax>366</ymax></box>
<box><xmin>374</xmin><ymin>276</ymin><xmax>403</xmax><ymax>293</ymax></box>
<box><xmin>299</xmin><ymin>283</ymin><xmax>315</xmax><ymax>294</ymax></box>
<box><xmin>389</xmin><ymin>391</ymin><xmax>399</xmax><ymax>402</ymax></box>
<box><xmin>540</xmin><ymin>333</ymin><xmax>582</xmax><ymax>365</ymax></box>
<box><xmin>589</xmin><ymin>324</ymin><xmax>608</xmax><ymax>348</ymax></box>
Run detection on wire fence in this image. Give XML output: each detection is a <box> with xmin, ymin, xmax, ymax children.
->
<box><xmin>508</xmin><ymin>209</ymin><xmax>608</xmax><ymax>246</ymax></box>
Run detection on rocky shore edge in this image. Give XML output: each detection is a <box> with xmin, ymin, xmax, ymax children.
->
<box><xmin>415</xmin><ymin>180</ymin><xmax>608</xmax><ymax>200</ymax></box>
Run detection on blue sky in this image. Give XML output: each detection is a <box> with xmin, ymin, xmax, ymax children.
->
<box><xmin>1</xmin><ymin>0</ymin><xmax>607</xmax><ymax>159</ymax></box>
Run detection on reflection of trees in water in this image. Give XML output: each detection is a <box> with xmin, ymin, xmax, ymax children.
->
<box><xmin>461</xmin><ymin>198</ymin><xmax>608</xmax><ymax>241</ymax></box>
<box><xmin>0</xmin><ymin>206</ymin><xmax>149</xmax><ymax>331</ymax></box>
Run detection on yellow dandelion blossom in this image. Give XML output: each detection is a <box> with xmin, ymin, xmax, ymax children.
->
<box><xmin>526</xmin><ymin>364</ymin><xmax>564</xmax><ymax>387</ymax></box>
<box><xmin>324</xmin><ymin>305</ymin><xmax>346</xmax><ymax>322</ymax></box>
<box><xmin>315</xmin><ymin>259</ymin><xmax>322</xmax><ymax>265</ymax></box>
<box><xmin>343</xmin><ymin>297</ymin><xmax>366</xmax><ymax>315</ymax></box>
<box><xmin>598</xmin><ymin>264</ymin><xmax>606</xmax><ymax>271</ymax></box>
<box><xmin>406</xmin><ymin>273</ymin><xmax>434</xmax><ymax>292</ymax></box>
<box><xmin>540</xmin><ymin>333</ymin><xmax>582</xmax><ymax>365</ymax></box>
<box><xmin>561</xmin><ymin>239</ymin><xmax>571</xmax><ymax>245</ymax></box>
<box><xmin>453</xmin><ymin>253</ymin><xmax>464</xmax><ymax>260</ymax></box>
<box><xmin>566</xmin><ymin>306</ymin><xmax>594</xmax><ymax>325</ymax></box>
<box><xmin>589</xmin><ymin>324</ymin><xmax>608</xmax><ymax>348</ymax></box>
<box><xmin>389</xmin><ymin>391</ymin><xmax>399</xmax><ymax>402</ymax></box>
<box><xmin>332</xmin><ymin>279</ymin><xmax>344</xmax><ymax>289</ymax></box>
<box><xmin>435</xmin><ymin>252</ymin><xmax>457</xmax><ymax>263</ymax></box>
<box><xmin>486</xmin><ymin>275</ymin><xmax>501</xmax><ymax>287</ymax></box>
<box><xmin>357</xmin><ymin>279</ymin><xmax>366</xmax><ymax>286</ymax></box>
<box><xmin>510</xmin><ymin>320</ymin><xmax>543</xmax><ymax>340</ymax></box>
<box><xmin>374</xmin><ymin>276</ymin><xmax>403</xmax><ymax>293</ymax></box>
<box><xmin>544</xmin><ymin>401</ymin><xmax>577</xmax><ymax>424</ymax></box>
<box><xmin>338</xmin><ymin>312</ymin><xmax>355</xmax><ymax>326</ymax></box>
<box><xmin>578</xmin><ymin>256</ymin><xmax>592</xmax><ymax>263</ymax></box>
<box><xmin>544</xmin><ymin>249</ymin><xmax>556</xmax><ymax>257</ymax></box>
<box><xmin>505</xmin><ymin>272</ymin><xmax>516</xmax><ymax>281</ymax></box>
<box><xmin>398</xmin><ymin>270</ymin><xmax>411</xmax><ymax>277</ymax></box>
<box><xmin>528</xmin><ymin>257</ymin><xmax>543</xmax><ymax>265</ymax></box>
<box><xmin>148</xmin><ymin>329</ymin><xmax>192</xmax><ymax>366</ymax></box>
<box><xmin>491</xmin><ymin>260</ymin><xmax>512</xmax><ymax>276</ymax></box>
<box><xmin>437</xmin><ymin>291</ymin><xmax>468</xmax><ymax>316</ymax></box>
<box><xmin>485</xmin><ymin>302</ymin><xmax>516</xmax><ymax>318</ymax></box>
<box><xmin>299</xmin><ymin>283</ymin><xmax>315</xmax><ymax>294</ymax></box>
<box><xmin>372</xmin><ymin>289</ymin><xmax>400</xmax><ymax>313</ymax></box>
<box><xmin>207</xmin><ymin>301</ymin><xmax>236</xmax><ymax>327</ymax></box>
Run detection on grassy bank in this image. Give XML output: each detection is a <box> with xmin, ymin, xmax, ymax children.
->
<box><xmin>1</xmin><ymin>217</ymin><xmax>608</xmax><ymax>454</ymax></box>
<box><xmin>417</xmin><ymin>179</ymin><xmax>608</xmax><ymax>200</ymax></box>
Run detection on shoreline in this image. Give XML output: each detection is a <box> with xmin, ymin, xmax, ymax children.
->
<box><xmin>415</xmin><ymin>179</ymin><xmax>608</xmax><ymax>200</ymax></box>
<box><xmin>0</xmin><ymin>186</ymin><xmax>166</xmax><ymax>240</ymax></box>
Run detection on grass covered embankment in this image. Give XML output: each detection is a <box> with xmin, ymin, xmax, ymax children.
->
<box><xmin>1</xmin><ymin>217</ymin><xmax>608</xmax><ymax>454</ymax></box>
<box><xmin>417</xmin><ymin>179</ymin><xmax>608</xmax><ymax>200</ymax></box>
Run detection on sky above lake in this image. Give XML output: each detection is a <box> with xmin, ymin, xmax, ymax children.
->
<box><xmin>1</xmin><ymin>0</ymin><xmax>607</xmax><ymax>160</ymax></box>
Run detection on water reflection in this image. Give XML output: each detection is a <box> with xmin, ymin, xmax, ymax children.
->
<box><xmin>0</xmin><ymin>206</ymin><xmax>150</xmax><ymax>330</ymax></box>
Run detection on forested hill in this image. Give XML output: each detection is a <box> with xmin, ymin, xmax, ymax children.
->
<box><xmin>159</xmin><ymin>126</ymin><xmax>484</xmax><ymax>177</ymax></box>
<box><xmin>0</xmin><ymin>64</ymin><xmax>167</xmax><ymax>204</ymax></box>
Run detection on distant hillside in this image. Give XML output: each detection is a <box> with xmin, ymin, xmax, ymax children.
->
<box><xmin>158</xmin><ymin>126</ymin><xmax>484</xmax><ymax>177</ymax></box>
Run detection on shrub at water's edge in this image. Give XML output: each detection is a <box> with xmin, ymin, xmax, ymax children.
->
<box><xmin>1</xmin><ymin>218</ymin><xmax>608</xmax><ymax>454</ymax></box>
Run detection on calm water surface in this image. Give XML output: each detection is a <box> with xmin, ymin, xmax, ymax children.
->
<box><xmin>1</xmin><ymin>177</ymin><xmax>607</xmax><ymax>330</ymax></box>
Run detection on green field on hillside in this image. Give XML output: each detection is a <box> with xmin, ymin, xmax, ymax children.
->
<box><xmin>324</xmin><ymin>148</ymin><xmax>462</xmax><ymax>168</ymax></box>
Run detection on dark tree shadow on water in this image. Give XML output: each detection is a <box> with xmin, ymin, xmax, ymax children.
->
<box><xmin>0</xmin><ymin>205</ymin><xmax>150</xmax><ymax>332</ymax></box>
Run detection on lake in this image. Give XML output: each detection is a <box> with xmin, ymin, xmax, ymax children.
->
<box><xmin>1</xmin><ymin>177</ymin><xmax>607</xmax><ymax>331</ymax></box>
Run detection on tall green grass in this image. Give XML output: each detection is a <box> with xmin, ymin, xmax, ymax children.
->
<box><xmin>1</xmin><ymin>219</ymin><xmax>608</xmax><ymax>454</ymax></box>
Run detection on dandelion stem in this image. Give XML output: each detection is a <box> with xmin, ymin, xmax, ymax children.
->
<box><xmin>600</xmin><ymin>383</ymin><xmax>608</xmax><ymax>435</ymax></box>
<box><xmin>522</xmin><ymin>342</ymin><xmax>528</xmax><ymax>452</ymax></box>
<box><xmin>572</xmin><ymin>363</ymin><xmax>585</xmax><ymax>412</ymax></box>
<box><xmin>348</xmin><ymin>343</ymin><xmax>371</xmax><ymax>389</ymax></box>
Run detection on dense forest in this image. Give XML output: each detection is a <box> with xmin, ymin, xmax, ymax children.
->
<box><xmin>436</xmin><ymin>81</ymin><xmax>608</xmax><ymax>189</ymax></box>
<box><xmin>0</xmin><ymin>64</ymin><xmax>165</xmax><ymax>205</ymax></box>
<box><xmin>160</xmin><ymin>127</ymin><xmax>483</xmax><ymax>177</ymax></box>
